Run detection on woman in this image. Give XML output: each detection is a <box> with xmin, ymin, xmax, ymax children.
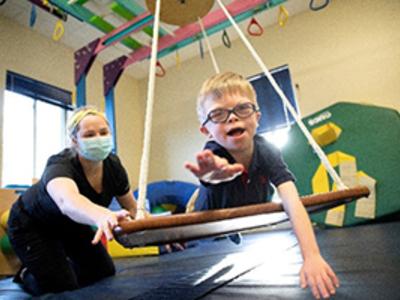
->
<box><xmin>7</xmin><ymin>106</ymin><xmax>137</xmax><ymax>295</ymax></box>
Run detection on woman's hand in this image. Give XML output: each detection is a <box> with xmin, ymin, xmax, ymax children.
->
<box><xmin>300</xmin><ymin>254</ymin><xmax>340</xmax><ymax>299</ymax></box>
<box><xmin>92</xmin><ymin>209</ymin><xmax>131</xmax><ymax>244</ymax></box>
<box><xmin>185</xmin><ymin>150</ymin><xmax>244</xmax><ymax>184</ymax></box>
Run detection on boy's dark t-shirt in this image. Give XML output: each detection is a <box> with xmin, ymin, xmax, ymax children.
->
<box><xmin>16</xmin><ymin>148</ymin><xmax>130</xmax><ymax>227</ymax></box>
<box><xmin>195</xmin><ymin>135</ymin><xmax>295</xmax><ymax>211</ymax></box>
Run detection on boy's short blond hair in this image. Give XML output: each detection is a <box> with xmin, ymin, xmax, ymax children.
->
<box><xmin>67</xmin><ymin>106</ymin><xmax>109</xmax><ymax>138</ymax></box>
<box><xmin>197</xmin><ymin>71</ymin><xmax>257</xmax><ymax>123</ymax></box>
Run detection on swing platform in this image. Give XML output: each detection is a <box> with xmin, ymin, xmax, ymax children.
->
<box><xmin>114</xmin><ymin>186</ymin><xmax>370</xmax><ymax>248</ymax></box>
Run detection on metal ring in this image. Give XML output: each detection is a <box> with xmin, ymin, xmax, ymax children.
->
<box><xmin>222</xmin><ymin>29</ymin><xmax>231</xmax><ymax>48</ymax></box>
<box><xmin>309</xmin><ymin>0</ymin><xmax>330</xmax><ymax>11</ymax></box>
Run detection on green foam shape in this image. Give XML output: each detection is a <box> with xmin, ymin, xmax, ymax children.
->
<box><xmin>282</xmin><ymin>102</ymin><xmax>400</xmax><ymax>226</ymax></box>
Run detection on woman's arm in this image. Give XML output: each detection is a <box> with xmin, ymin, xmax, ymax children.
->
<box><xmin>47</xmin><ymin>177</ymin><xmax>130</xmax><ymax>243</ymax></box>
<box><xmin>116</xmin><ymin>190</ymin><xmax>137</xmax><ymax>219</ymax></box>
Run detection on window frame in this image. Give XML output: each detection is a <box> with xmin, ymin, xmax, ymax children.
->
<box><xmin>2</xmin><ymin>71</ymin><xmax>74</xmax><ymax>186</ymax></box>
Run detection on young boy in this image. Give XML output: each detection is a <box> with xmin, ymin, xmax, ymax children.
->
<box><xmin>185</xmin><ymin>72</ymin><xmax>339</xmax><ymax>299</ymax></box>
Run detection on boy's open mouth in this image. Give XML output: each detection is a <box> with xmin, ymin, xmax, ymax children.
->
<box><xmin>227</xmin><ymin>127</ymin><xmax>245</xmax><ymax>136</ymax></box>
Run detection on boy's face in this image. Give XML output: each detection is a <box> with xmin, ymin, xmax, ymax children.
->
<box><xmin>200</xmin><ymin>92</ymin><xmax>260</xmax><ymax>154</ymax></box>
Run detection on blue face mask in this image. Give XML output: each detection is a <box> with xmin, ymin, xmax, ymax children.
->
<box><xmin>77</xmin><ymin>136</ymin><xmax>113</xmax><ymax>161</ymax></box>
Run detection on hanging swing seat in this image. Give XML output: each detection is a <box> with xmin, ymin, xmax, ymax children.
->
<box><xmin>115</xmin><ymin>185</ymin><xmax>369</xmax><ymax>248</ymax></box>
<box><xmin>145</xmin><ymin>0</ymin><xmax>214</xmax><ymax>26</ymax></box>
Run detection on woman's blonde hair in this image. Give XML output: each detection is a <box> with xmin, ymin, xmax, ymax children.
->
<box><xmin>67</xmin><ymin>106</ymin><xmax>109</xmax><ymax>138</ymax></box>
<box><xmin>197</xmin><ymin>71</ymin><xmax>257</xmax><ymax>123</ymax></box>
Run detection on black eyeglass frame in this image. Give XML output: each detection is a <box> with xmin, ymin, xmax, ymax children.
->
<box><xmin>202</xmin><ymin>102</ymin><xmax>259</xmax><ymax>126</ymax></box>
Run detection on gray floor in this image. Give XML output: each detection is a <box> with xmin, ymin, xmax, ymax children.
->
<box><xmin>0</xmin><ymin>221</ymin><xmax>399</xmax><ymax>299</ymax></box>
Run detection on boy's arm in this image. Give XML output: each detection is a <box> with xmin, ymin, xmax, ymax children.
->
<box><xmin>185</xmin><ymin>150</ymin><xmax>244</xmax><ymax>184</ymax></box>
<box><xmin>277</xmin><ymin>181</ymin><xmax>340</xmax><ymax>299</ymax></box>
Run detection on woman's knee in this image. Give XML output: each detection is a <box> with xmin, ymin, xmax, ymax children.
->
<box><xmin>18</xmin><ymin>266</ymin><xmax>79</xmax><ymax>296</ymax></box>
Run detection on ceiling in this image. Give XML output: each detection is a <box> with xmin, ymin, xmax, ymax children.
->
<box><xmin>0</xmin><ymin>0</ymin><xmax>309</xmax><ymax>80</ymax></box>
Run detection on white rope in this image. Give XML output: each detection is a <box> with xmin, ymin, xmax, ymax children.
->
<box><xmin>198</xmin><ymin>17</ymin><xmax>220</xmax><ymax>74</ymax></box>
<box><xmin>136</xmin><ymin>0</ymin><xmax>162</xmax><ymax>219</ymax></box>
<box><xmin>216</xmin><ymin>0</ymin><xmax>346</xmax><ymax>190</ymax></box>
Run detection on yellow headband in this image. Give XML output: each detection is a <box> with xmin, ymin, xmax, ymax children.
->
<box><xmin>67</xmin><ymin>108</ymin><xmax>108</xmax><ymax>138</ymax></box>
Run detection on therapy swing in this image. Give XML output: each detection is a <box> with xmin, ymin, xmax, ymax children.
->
<box><xmin>114</xmin><ymin>0</ymin><xmax>370</xmax><ymax>248</ymax></box>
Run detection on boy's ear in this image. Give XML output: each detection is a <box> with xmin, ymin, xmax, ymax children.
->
<box><xmin>256</xmin><ymin>111</ymin><xmax>261</xmax><ymax>123</ymax></box>
<box><xmin>200</xmin><ymin>126</ymin><xmax>212</xmax><ymax>138</ymax></box>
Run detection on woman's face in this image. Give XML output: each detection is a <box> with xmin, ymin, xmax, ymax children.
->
<box><xmin>73</xmin><ymin>115</ymin><xmax>113</xmax><ymax>162</ymax></box>
<box><xmin>75</xmin><ymin>115</ymin><xmax>110</xmax><ymax>140</ymax></box>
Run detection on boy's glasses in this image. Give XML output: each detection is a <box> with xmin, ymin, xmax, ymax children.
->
<box><xmin>202</xmin><ymin>102</ymin><xmax>259</xmax><ymax>126</ymax></box>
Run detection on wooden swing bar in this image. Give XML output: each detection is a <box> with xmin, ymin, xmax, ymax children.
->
<box><xmin>114</xmin><ymin>186</ymin><xmax>369</xmax><ymax>248</ymax></box>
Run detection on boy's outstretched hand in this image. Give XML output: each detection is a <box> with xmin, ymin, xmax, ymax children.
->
<box><xmin>185</xmin><ymin>150</ymin><xmax>244</xmax><ymax>184</ymax></box>
<box><xmin>300</xmin><ymin>254</ymin><xmax>340</xmax><ymax>299</ymax></box>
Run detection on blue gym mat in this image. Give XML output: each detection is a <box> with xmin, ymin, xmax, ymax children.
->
<box><xmin>0</xmin><ymin>221</ymin><xmax>399</xmax><ymax>299</ymax></box>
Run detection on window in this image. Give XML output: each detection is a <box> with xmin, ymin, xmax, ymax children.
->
<box><xmin>2</xmin><ymin>71</ymin><xmax>73</xmax><ymax>186</ymax></box>
<box><xmin>248</xmin><ymin>65</ymin><xmax>300</xmax><ymax>148</ymax></box>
